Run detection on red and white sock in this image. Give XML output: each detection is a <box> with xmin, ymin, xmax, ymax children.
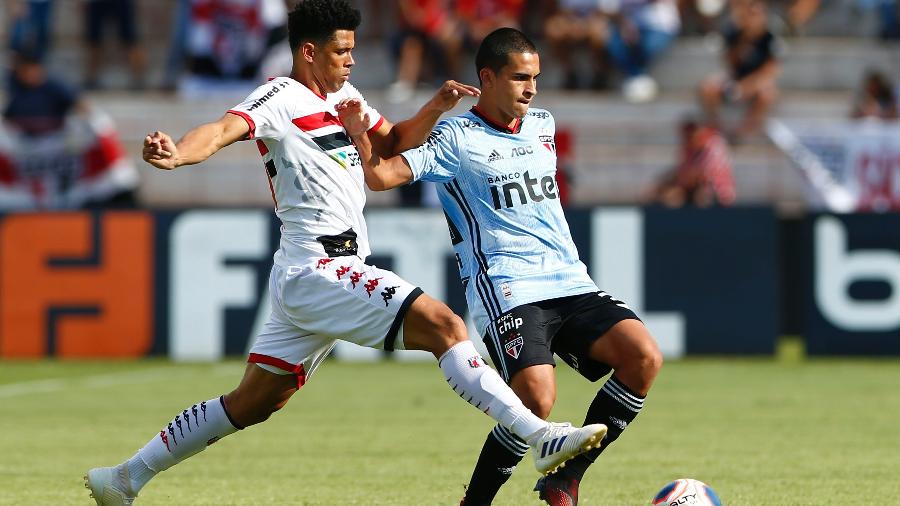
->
<box><xmin>126</xmin><ymin>396</ymin><xmax>242</xmax><ymax>493</ymax></box>
<box><xmin>438</xmin><ymin>341</ymin><xmax>547</xmax><ymax>440</ymax></box>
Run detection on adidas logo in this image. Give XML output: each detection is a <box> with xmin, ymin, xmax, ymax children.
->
<box><xmin>609</xmin><ymin>417</ymin><xmax>628</xmax><ymax>429</ymax></box>
<box><xmin>487</xmin><ymin>149</ymin><xmax>503</xmax><ymax>162</ymax></box>
<box><xmin>540</xmin><ymin>435</ymin><xmax>568</xmax><ymax>458</ymax></box>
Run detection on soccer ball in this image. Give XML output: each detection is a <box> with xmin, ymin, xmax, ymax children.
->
<box><xmin>651</xmin><ymin>478</ymin><xmax>722</xmax><ymax>505</ymax></box>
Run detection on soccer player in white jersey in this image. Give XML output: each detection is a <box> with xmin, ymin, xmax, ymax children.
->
<box><xmin>83</xmin><ymin>3</ymin><xmax>608</xmax><ymax>504</ymax></box>
<box><xmin>337</xmin><ymin>27</ymin><xmax>663</xmax><ymax>506</ymax></box>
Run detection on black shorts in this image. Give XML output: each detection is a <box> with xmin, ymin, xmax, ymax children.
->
<box><xmin>482</xmin><ymin>291</ymin><xmax>640</xmax><ymax>383</ymax></box>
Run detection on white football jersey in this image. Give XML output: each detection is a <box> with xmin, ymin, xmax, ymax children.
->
<box><xmin>228</xmin><ymin>77</ymin><xmax>384</xmax><ymax>265</ymax></box>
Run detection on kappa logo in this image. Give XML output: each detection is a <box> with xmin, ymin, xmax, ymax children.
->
<box><xmin>335</xmin><ymin>265</ymin><xmax>351</xmax><ymax>279</ymax></box>
<box><xmin>349</xmin><ymin>271</ymin><xmax>365</xmax><ymax>288</ymax></box>
<box><xmin>467</xmin><ymin>355</ymin><xmax>485</xmax><ymax>368</ymax></box>
<box><xmin>504</xmin><ymin>334</ymin><xmax>524</xmax><ymax>359</ymax></box>
<box><xmin>159</xmin><ymin>430</ymin><xmax>170</xmax><ymax>452</ymax></box>
<box><xmin>316</xmin><ymin>258</ymin><xmax>335</xmax><ymax>269</ymax></box>
<box><xmin>381</xmin><ymin>285</ymin><xmax>400</xmax><ymax>306</ymax></box>
<box><xmin>364</xmin><ymin>277</ymin><xmax>383</xmax><ymax>297</ymax></box>
<box><xmin>487</xmin><ymin>149</ymin><xmax>503</xmax><ymax>163</ymax></box>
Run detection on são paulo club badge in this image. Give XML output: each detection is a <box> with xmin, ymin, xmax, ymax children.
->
<box><xmin>504</xmin><ymin>332</ymin><xmax>524</xmax><ymax>359</ymax></box>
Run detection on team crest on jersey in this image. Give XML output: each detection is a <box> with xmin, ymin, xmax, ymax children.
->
<box><xmin>539</xmin><ymin>134</ymin><xmax>555</xmax><ymax>152</ymax></box>
<box><xmin>504</xmin><ymin>333</ymin><xmax>524</xmax><ymax>359</ymax></box>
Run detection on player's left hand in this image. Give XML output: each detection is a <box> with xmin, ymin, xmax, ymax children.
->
<box><xmin>427</xmin><ymin>80</ymin><xmax>481</xmax><ymax>113</ymax></box>
<box><xmin>335</xmin><ymin>98</ymin><xmax>371</xmax><ymax>137</ymax></box>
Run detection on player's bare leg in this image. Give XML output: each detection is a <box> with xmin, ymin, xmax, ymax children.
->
<box><xmin>401</xmin><ymin>294</ymin><xmax>606</xmax><ymax>475</ymax></box>
<box><xmin>536</xmin><ymin>320</ymin><xmax>662</xmax><ymax>505</ymax></box>
<box><xmin>85</xmin><ymin>365</ymin><xmax>297</xmax><ymax>505</ymax></box>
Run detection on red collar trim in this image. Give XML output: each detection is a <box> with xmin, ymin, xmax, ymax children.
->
<box><xmin>471</xmin><ymin>106</ymin><xmax>522</xmax><ymax>134</ymax></box>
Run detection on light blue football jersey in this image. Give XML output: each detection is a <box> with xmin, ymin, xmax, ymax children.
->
<box><xmin>401</xmin><ymin>107</ymin><xmax>599</xmax><ymax>336</ymax></box>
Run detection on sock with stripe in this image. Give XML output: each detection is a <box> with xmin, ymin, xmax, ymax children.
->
<box><xmin>125</xmin><ymin>396</ymin><xmax>243</xmax><ymax>493</ymax></box>
<box><xmin>462</xmin><ymin>425</ymin><xmax>528</xmax><ymax>505</ymax></box>
<box><xmin>438</xmin><ymin>341</ymin><xmax>547</xmax><ymax>439</ymax></box>
<box><xmin>559</xmin><ymin>375</ymin><xmax>645</xmax><ymax>481</ymax></box>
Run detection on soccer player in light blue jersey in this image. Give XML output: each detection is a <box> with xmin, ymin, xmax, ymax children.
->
<box><xmin>339</xmin><ymin>27</ymin><xmax>663</xmax><ymax>506</ymax></box>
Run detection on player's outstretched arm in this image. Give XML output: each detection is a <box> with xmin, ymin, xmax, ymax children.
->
<box><xmin>368</xmin><ymin>80</ymin><xmax>479</xmax><ymax>157</ymax></box>
<box><xmin>142</xmin><ymin>113</ymin><xmax>250</xmax><ymax>170</ymax></box>
<box><xmin>337</xmin><ymin>99</ymin><xmax>414</xmax><ymax>191</ymax></box>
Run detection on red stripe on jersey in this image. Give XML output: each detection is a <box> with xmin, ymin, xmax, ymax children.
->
<box><xmin>292</xmin><ymin>111</ymin><xmax>342</xmax><ymax>132</ymax></box>
<box><xmin>248</xmin><ymin>353</ymin><xmax>307</xmax><ymax>389</ymax></box>
<box><xmin>367</xmin><ymin>115</ymin><xmax>385</xmax><ymax>134</ymax></box>
<box><xmin>227</xmin><ymin>110</ymin><xmax>256</xmax><ymax>139</ymax></box>
<box><xmin>256</xmin><ymin>139</ymin><xmax>268</xmax><ymax>155</ymax></box>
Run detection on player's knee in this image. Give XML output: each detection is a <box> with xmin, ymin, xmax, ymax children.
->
<box><xmin>634</xmin><ymin>341</ymin><xmax>663</xmax><ymax>392</ymax></box>
<box><xmin>224</xmin><ymin>388</ymin><xmax>291</xmax><ymax>427</ymax></box>
<box><xmin>521</xmin><ymin>389</ymin><xmax>555</xmax><ymax>419</ymax></box>
<box><xmin>427</xmin><ymin>305</ymin><xmax>468</xmax><ymax>345</ymax></box>
<box><xmin>419</xmin><ymin>307</ymin><xmax>468</xmax><ymax>356</ymax></box>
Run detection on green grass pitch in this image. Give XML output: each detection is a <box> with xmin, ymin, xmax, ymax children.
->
<box><xmin>1</xmin><ymin>356</ymin><xmax>898</xmax><ymax>505</ymax></box>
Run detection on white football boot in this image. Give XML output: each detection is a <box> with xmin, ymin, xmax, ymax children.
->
<box><xmin>84</xmin><ymin>465</ymin><xmax>137</xmax><ymax>505</ymax></box>
<box><xmin>527</xmin><ymin>422</ymin><xmax>608</xmax><ymax>475</ymax></box>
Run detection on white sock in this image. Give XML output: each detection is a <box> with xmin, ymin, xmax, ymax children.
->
<box><xmin>438</xmin><ymin>341</ymin><xmax>547</xmax><ymax>440</ymax></box>
<box><xmin>126</xmin><ymin>396</ymin><xmax>241</xmax><ymax>493</ymax></box>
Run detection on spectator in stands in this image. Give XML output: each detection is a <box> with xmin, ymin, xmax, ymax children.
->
<box><xmin>877</xmin><ymin>0</ymin><xmax>900</xmax><ymax>39</ymax></box>
<box><xmin>3</xmin><ymin>48</ymin><xmax>82</xmax><ymax>137</ymax></box>
<box><xmin>851</xmin><ymin>70</ymin><xmax>899</xmax><ymax>120</ymax></box>
<box><xmin>386</xmin><ymin>0</ymin><xmax>464</xmax><ymax>103</ymax></box>
<box><xmin>543</xmin><ymin>0</ymin><xmax>611</xmax><ymax>89</ymax></box>
<box><xmin>181</xmin><ymin>0</ymin><xmax>287</xmax><ymax>95</ymax></box>
<box><xmin>677</xmin><ymin>0</ymin><xmax>726</xmax><ymax>35</ymax></box>
<box><xmin>82</xmin><ymin>0</ymin><xmax>147</xmax><ymax>89</ymax></box>
<box><xmin>455</xmin><ymin>0</ymin><xmax>525</xmax><ymax>50</ymax></box>
<box><xmin>8</xmin><ymin>0</ymin><xmax>55</xmax><ymax>61</ymax></box>
<box><xmin>699</xmin><ymin>0</ymin><xmax>780</xmax><ymax>139</ymax></box>
<box><xmin>603</xmin><ymin>0</ymin><xmax>681</xmax><ymax>103</ymax></box>
<box><xmin>646</xmin><ymin>117</ymin><xmax>736</xmax><ymax>207</ymax></box>
<box><xmin>161</xmin><ymin>0</ymin><xmax>192</xmax><ymax>90</ymax></box>
<box><xmin>1</xmin><ymin>48</ymin><xmax>139</xmax><ymax>209</ymax></box>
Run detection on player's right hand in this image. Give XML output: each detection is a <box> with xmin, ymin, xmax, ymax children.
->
<box><xmin>335</xmin><ymin>99</ymin><xmax>371</xmax><ymax>137</ymax></box>
<box><xmin>143</xmin><ymin>131</ymin><xmax>178</xmax><ymax>170</ymax></box>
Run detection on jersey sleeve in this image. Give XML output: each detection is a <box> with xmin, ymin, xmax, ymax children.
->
<box><xmin>342</xmin><ymin>82</ymin><xmax>385</xmax><ymax>133</ymax></box>
<box><xmin>227</xmin><ymin>80</ymin><xmax>295</xmax><ymax>141</ymax></box>
<box><xmin>400</xmin><ymin>120</ymin><xmax>460</xmax><ymax>183</ymax></box>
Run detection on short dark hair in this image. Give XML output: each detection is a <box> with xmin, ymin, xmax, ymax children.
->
<box><xmin>288</xmin><ymin>0</ymin><xmax>361</xmax><ymax>51</ymax></box>
<box><xmin>474</xmin><ymin>28</ymin><xmax>537</xmax><ymax>81</ymax></box>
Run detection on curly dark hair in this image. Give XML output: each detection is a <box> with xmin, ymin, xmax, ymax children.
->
<box><xmin>288</xmin><ymin>0</ymin><xmax>361</xmax><ymax>51</ymax></box>
<box><xmin>474</xmin><ymin>27</ymin><xmax>537</xmax><ymax>83</ymax></box>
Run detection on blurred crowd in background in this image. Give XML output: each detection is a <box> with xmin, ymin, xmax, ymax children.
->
<box><xmin>1</xmin><ymin>0</ymin><xmax>899</xmax><ymax>211</ymax></box>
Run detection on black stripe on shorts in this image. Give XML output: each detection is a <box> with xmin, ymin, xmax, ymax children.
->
<box><xmin>384</xmin><ymin>287</ymin><xmax>424</xmax><ymax>352</ymax></box>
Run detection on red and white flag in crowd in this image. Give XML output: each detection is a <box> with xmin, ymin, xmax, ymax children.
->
<box><xmin>767</xmin><ymin>118</ymin><xmax>900</xmax><ymax>213</ymax></box>
<box><xmin>0</xmin><ymin>109</ymin><xmax>139</xmax><ymax>210</ymax></box>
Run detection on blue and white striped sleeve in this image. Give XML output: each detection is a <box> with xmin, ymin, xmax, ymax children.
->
<box><xmin>400</xmin><ymin>120</ymin><xmax>461</xmax><ymax>183</ymax></box>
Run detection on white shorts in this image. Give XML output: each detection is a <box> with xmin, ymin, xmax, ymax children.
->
<box><xmin>248</xmin><ymin>256</ymin><xmax>423</xmax><ymax>387</ymax></box>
